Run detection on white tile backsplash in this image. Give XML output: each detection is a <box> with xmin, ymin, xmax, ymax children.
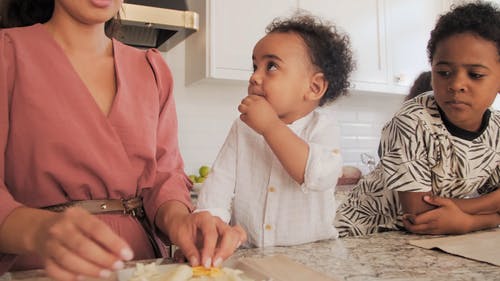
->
<box><xmin>165</xmin><ymin>42</ymin><xmax>404</xmax><ymax>175</ymax></box>
<box><xmin>339</xmin><ymin>123</ymin><xmax>377</xmax><ymax>137</ymax></box>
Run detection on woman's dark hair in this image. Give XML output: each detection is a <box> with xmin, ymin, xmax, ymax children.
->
<box><xmin>0</xmin><ymin>0</ymin><xmax>120</xmax><ymax>37</ymax></box>
<box><xmin>427</xmin><ymin>1</ymin><xmax>500</xmax><ymax>63</ymax></box>
<box><xmin>406</xmin><ymin>71</ymin><xmax>432</xmax><ymax>101</ymax></box>
<box><xmin>266</xmin><ymin>12</ymin><xmax>355</xmax><ymax>106</ymax></box>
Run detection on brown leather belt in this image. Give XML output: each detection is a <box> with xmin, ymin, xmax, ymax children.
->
<box><xmin>43</xmin><ymin>197</ymin><xmax>144</xmax><ymax>216</ymax></box>
<box><xmin>42</xmin><ymin>197</ymin><xmax>162</xmax><ymax>258</ymax></box>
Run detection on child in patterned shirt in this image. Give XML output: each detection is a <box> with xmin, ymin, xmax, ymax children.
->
<box><xmin>336</xmin><ymin>2</ymin><xmax>500</xmax><ymax>237</ymax></box>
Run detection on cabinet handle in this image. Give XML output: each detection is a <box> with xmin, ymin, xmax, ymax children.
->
<box><xmin>394</xmin><ymin>74</ymin><xmax>405</xmax><ymax>83</ymax></box>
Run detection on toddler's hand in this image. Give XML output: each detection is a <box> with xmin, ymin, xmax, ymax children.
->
<box><xmin>238</xmin><ymin>95</ymin><xmax>280</xmax><ymax>135</ymax></box>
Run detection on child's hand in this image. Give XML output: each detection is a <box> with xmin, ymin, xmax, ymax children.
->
<box><xmin>402</xmin><ymin>195</ymin><xmax>473</xmax><ymax>235</ymax></box>
<box><xmin>238</xmin><ymin>95</ymin><xmax>281</xmax><ymax>135</ymax></box>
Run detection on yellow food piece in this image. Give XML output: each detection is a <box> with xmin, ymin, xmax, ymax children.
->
<box><xmin>192</xmin><ymin>266</ymin><xmax>221</xmax><ymax>277</ymax></box>
<box><xmin>128</xmin><ymin>262</ymin><xmax>252</xmax><ymax>281</ymax></box>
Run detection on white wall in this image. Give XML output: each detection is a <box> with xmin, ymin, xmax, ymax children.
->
<box><xmin>164</xmin><ymin>41</ymin><xmax>404</xmax><ymax>175</ymax></box>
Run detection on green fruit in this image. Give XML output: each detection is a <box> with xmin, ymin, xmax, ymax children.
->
<box><xmin>188</xmin><ymin>174</ymin><xmax>197</xmax><ymax>183</ymax></box>
<box><xmin>199</xmin><ymin>165</ymin><xmax>211</xmax><ymax>177</ymax></box>
<box><xmin>195</xmin><ymin>176</ymin><xmax>206</xmax><ymax>183</ymax></box>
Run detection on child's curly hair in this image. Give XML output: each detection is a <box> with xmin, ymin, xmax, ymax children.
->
<box><xmin>427</xmin><ymin>1</ymin><xmax>500</xmax><ymax>63</ymax></box>
<box><xmin>266</xmin><ymin>12</ymin><xmax>355</xmax><ymax>106</ymax></box>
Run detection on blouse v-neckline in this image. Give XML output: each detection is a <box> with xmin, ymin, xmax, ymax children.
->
<box><xmin>35</xmin><ymin>23</ymin><xmax>121</xmax><ymax>119</ymax></box>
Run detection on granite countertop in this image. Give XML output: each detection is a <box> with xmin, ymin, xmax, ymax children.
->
<box><xmin>3</xmin><ymin>229</ymin><xmax>499</xmax><ymax>281</ymax></box>
<box><xmin>228</xmin><ymin>229</ymin><xmax>500</xmax><ymax>281</ymax></box>
<box><xmin>4</xmin><ymin>187</ymin><xmax>499</xmax><ymax>280</ymax></box>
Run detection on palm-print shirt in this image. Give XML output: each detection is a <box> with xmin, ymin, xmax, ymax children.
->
<box><xmin>335</xmin><ymin>93</ymin><xmax>500</xmax><ymax>237</ymax></box>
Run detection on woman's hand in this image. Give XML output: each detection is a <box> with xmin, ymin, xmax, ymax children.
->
<box><xmin>167</xmin><ymin>211</ymin><xmax>246</xmax><ymax>268</ymax></box>
<box><xmin>33</xmin><ymin>207</ymin><xmax>133</xmax><ymax>281</ymax></box>
<box><xmin>402</xmin><ymin>195</ymin><xmax>473</xmax><ymax>235</ymax></box>
<box><xmin>157</xmin><ymin>202</ymin><xmax>247</xmax><ymax>268</ymax></box>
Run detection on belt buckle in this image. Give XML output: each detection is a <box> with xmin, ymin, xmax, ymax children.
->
<box><xmin>121</xmin><ymin>197</ymin><xmax>143</xmax><ymax>217</ymax></box>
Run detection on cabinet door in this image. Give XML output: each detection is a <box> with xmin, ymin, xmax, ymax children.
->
<box><xmin>385</xmin><ymin>0</ymin><xmax>446</xmax><ymax>88</ymax></box>
<box><xmin>186</xmin><ymin>0</ymin><xmax>296</xmax><ymax>84</ymax></box>
<box><xmin>211</xmin><ymin>0</ymin><xmax>297</xmax><ymax>80</ymax></box>
<box><xmin>298</xmin><ymin>0</ymin><xmax>388</xmax><ymax>88</ymax></box>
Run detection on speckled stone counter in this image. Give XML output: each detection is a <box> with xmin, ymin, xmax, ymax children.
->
<box><xmin>228</xmin><ymin>229</ymin><xmax>500</xmax><ymax>281</ymax></box>
<box><xmin>4</xmin><ymin>189</ymin><xmax>499</xmax><ymax>281</ymax></box>
<box><xmin>3</xmin><ymin>229</ymin><xmax>499</xmax><ymax>281</ymax></box>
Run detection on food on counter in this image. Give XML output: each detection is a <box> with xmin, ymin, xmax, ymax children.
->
<box><xmin>128</xmin><ymin>262</ymin><xmax>255</xmax><ymax>281</ymax></box>
<box><xmin>191</xmin><ymin>266</ymin><xmax>221</xmax><ymax>277</ymax></box>
<box><xmin>162</xmin><ymin>265</ymin><xmax>193</xmax><ymax>281</ymax></box>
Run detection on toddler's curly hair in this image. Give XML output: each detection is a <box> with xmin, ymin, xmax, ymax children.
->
<box><xmin>427</xmin><ymin>1</ymin><xmax>500</xmax><ymax>63</ymax></box>
<box><xmin>266</xmin><ymin>12</ymin><xmax>355</xmax><ymax>106</ymax></box>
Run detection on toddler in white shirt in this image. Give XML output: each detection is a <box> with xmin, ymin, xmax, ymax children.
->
<box><xmin>196</xmin><ymin>12</ymin><xmax>355</xmax><ymax>247</ymax></box>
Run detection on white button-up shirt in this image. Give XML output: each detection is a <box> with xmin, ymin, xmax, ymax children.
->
<box><xmin>196</xmin><ymin>108</ymin><xmax>342</xmax><ymax>247</ymax></box>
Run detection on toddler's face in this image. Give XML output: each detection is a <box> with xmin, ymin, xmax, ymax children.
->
<box><xmin>431</xmin><ymin>32</ymin><xmax>500</xmax><ymax>132</ymax></box>
<box><xmin>248</xmin><ymin>32</ymin><xmax>318</xmax><ymax>123</ymax></box>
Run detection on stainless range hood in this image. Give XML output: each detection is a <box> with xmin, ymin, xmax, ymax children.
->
<box><xmin>118</xmin><ymin>0</ymin><xmax>199</xmax><ymax>51</ymax></box>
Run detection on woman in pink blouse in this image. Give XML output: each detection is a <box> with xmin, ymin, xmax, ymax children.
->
<box><xmin>0</xmin><ymin>0</ymin><xmax>246</xmax><ymax>279</ymax></box>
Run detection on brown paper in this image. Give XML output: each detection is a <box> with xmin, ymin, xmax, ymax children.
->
<box><xmin>409</xmin><ymin>228</ymin><xmax>500</xmax><ymax>266</ymax></box>
<box><xmin>232</xmin><ymin>255</ymin><xmax>338</xmax><ymax>281</ymax></box>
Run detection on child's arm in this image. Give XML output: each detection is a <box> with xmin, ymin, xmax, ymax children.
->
<box><xmin>262</xmin><ymin>121</ymin><xmax>308</xmax><ymax>184</ymax></box>
<box><xmin>238</xmin><ymin>95</ymin><xmax>308</xmax><ymax>183</ymax></box>
<box><xmin>451</xmin><ymin>188</ymin><xmax>500</xmax><ymax>215</ymax></box>
<box><xmin>402</xmin><ymin>195</ymin><xmax>500</xmax><ymax>234</ymax></box>
<box><xmin>399</xmin><ymin>188</ymin><xmax>500</xmax><ymax>216</ymax></box>
<box><xmin>398</xmin><ymin>191</ymin><xmax>436</xmax><ymax>215</ymax></box>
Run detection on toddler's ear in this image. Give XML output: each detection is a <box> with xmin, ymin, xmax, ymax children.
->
<box><xmin>307</xmin><ymin>72</ymin><xmax>328</xmax><ymax>102</ymax></box>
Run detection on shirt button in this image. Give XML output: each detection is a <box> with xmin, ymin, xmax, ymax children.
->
<box><xmin>265</xmin><ymin>224</ymin><xmax>272</xmax><ymax>231</ymax></box>
<box><xmin>269</xmin><ymin>186</ymin><xmax>276</xmax><ymax>192</ymax></box>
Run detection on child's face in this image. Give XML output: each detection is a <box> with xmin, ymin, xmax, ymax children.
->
<box><xmin>248</xmin><ymin>32</ymin><xmax>319</xmax><ymax>123</ymax></box>
<box><xmin>431</xmin><ymin>32</ymin><xmax>500</xmax><ymax>132</ymax></box>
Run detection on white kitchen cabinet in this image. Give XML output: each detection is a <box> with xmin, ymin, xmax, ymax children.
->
<box><xmin>185</xmin><ymin>0</ymin><xmax>478</xmax><ymax>95</ymax></box>
<box><xmin>450</xmin><ymin>0</ymin><xmax>500</xmax><ymax>5</ymax></box>
<box><xmin>298</xmin><ymin>0</ymin><xmax>388</xmax><ymax>91</ymax></box>
<box><xmin>185</xmin><ymin>0</ymin><xmax>297</xmax><ymax>85</ymax></box>
<box><xmin>385</xmin><ymin>0</ymin><xmax>446</xmax><ymax>89</ymax></box>
<box><xmin>299</xmin><ymin>0</ymin><xmax>449</xmax><ymax>95</ymax></box>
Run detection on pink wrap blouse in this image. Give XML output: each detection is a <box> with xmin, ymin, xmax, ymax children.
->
<box><xmin>0</xmin><ymin>24</ymin><xmax>192</xmax><ymax>271</ymax></box>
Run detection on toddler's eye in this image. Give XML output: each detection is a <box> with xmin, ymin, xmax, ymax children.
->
<box><xmin>266</xmin><ymin>62</ymin><xmax>278</xmax><ymax>71</ymax></box>
<box><xmin>252</xmin><ymin>64</ymin><xmax>257</xmax><ymax>72</ymax></box>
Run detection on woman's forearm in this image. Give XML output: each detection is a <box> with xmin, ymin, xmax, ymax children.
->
<box><xmin>155</xmin><ymin>200</ymin><xmax>191</xmax><ymax>238</ymax></box>
<box><xmin>0</xmin><ymin>207</ymin><xmax>54</xmax><ymax>254</ymax></box>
